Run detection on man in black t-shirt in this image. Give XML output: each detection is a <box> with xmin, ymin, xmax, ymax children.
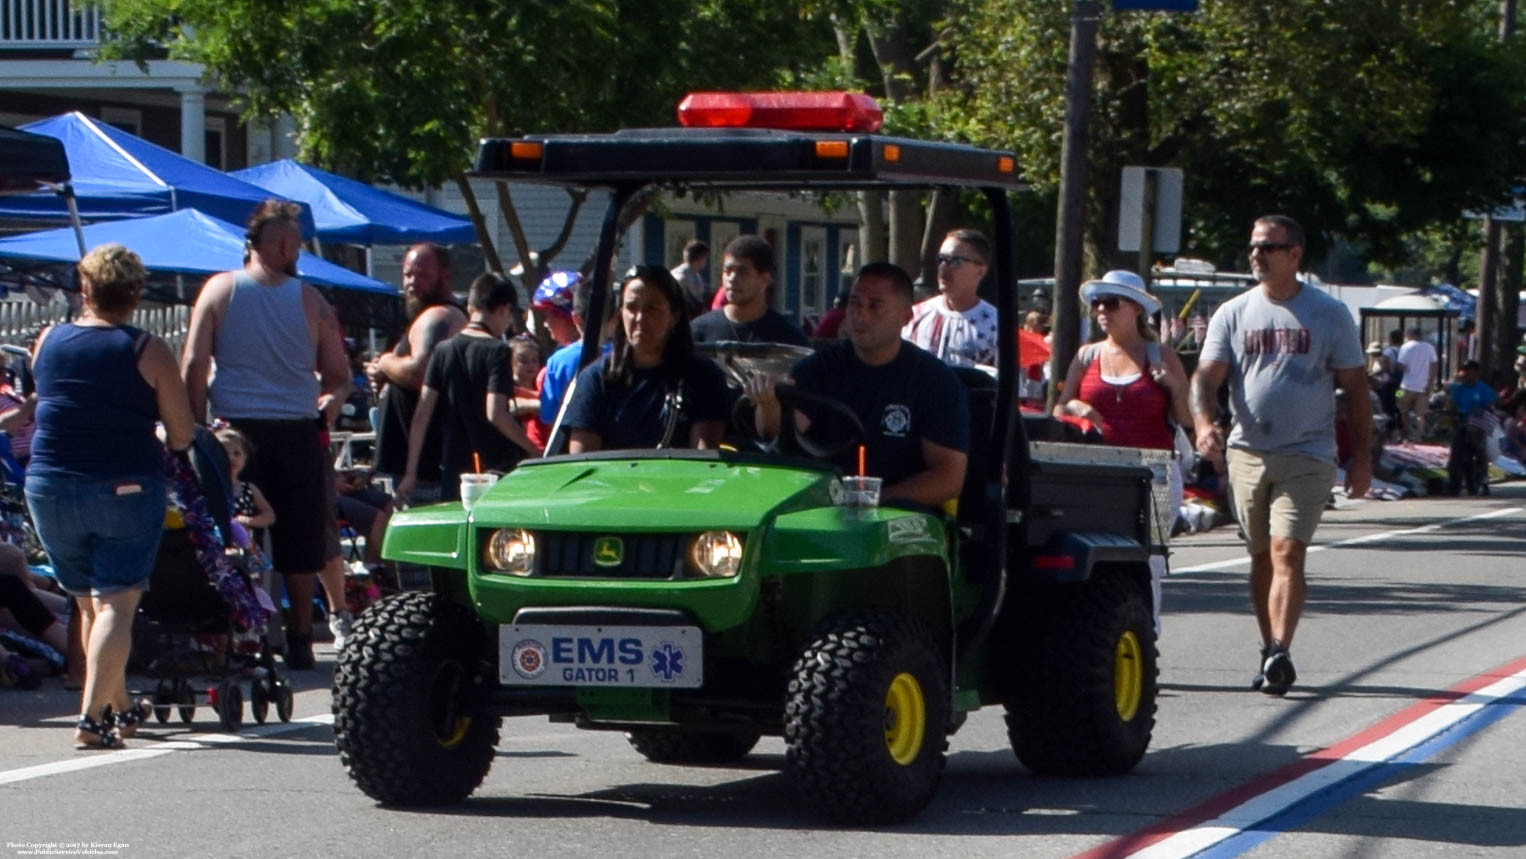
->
<box><xmin>750</xmin><ymin>263</ymin><xmax>969</xmax><ymax>508</ymax></box>
<box><xmin>691</xmin><ymin>234</ymin><xmax>809</xmax><ymax>346</ymax></box>
<box><xmin>396</xmin><ymin>274</ymin><xmax>538</xmax><ymax>502</ymax></box>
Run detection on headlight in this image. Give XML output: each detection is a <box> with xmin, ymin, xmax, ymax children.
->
<box><xmin>485</xmin><ymin>529</ymin><xmax>536</xmax><ymax>576</ymax></box>
<box><xmin>690</xmin><ymin>530</ymin><xmax>744</xmax><ymax>578</ymax></box>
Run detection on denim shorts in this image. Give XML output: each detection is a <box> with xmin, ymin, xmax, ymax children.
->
<box><xmin>26</xmin><ymin>472</ymin><xmax>166</xmax><ymax>597</ymax></box>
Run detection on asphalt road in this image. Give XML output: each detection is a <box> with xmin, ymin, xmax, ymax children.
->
<box><xmin>2</xmin><ymin>487</ymin><xmax>1524</xmax><ymax>859</ymax></box>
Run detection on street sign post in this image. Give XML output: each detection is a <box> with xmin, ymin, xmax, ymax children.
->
<box><xmin>1118</xmin><ymin>166</ymin><xmax>1183</xmax><ymax>254</ymax></box>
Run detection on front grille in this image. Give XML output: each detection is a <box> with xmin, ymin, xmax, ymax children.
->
<box><xmin>536</xmin><ymin>532</ymin><xmax>691</xmax><ymax>579</ymax></box>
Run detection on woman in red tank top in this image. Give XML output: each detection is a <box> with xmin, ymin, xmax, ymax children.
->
<box><xmin>1053</xmin><ymin>272</ymin><xmax>1191</xmax><ymax>443</ymax></box>
<box><xmin>1053</xmin><ymin>270</ymin><xmax>1192</xmax><ymax>637</ymax></box>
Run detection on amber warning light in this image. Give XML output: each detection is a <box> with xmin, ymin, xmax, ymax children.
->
<box><xmin>676</xmin><ymin>91</ymin><xmax>883</xmax><ymax>133</ymax></box>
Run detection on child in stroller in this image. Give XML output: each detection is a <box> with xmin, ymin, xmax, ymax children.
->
<box><xmin>133</xmin><ymin>425</ymin><xmax>293</xmax><ymax>731</ymax></box>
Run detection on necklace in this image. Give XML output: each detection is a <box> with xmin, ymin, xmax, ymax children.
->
<box><xmin>1101</xmin><ymin>343</ymin><xmax>1143</xmax><ymax>403</ymax></box>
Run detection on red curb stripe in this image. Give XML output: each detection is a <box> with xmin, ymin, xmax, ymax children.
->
<box><xmin>1073</xmin><ymin>652</ymin><xmax>1526</xmax><ymax>859</ymax></box>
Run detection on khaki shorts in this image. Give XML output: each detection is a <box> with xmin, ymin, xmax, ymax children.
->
<box><xmin>1226</xmin><ymin>448</ymin><xmax>1336</xmax><ymax>554</ymax></box>
<box><xmin>1398</xmin><ymin>389</ymin><xmax>1427</xmax><ymax>421</ymax></box>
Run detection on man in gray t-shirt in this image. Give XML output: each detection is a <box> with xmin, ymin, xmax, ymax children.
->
<box><xmin>1191</xmin><ymin>215</ymin><xmax>1371</xmax><ymax>698</ymax></box>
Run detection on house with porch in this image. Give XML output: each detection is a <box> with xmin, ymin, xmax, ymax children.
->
<box><xmin>3</xmin><ymin>2</ymin><xmax>860</xmax><ymax>332</ymax></box>
<box><xmin>0</xmin><ymin>0</ymin><xmax>290</xmax><ymax>168</ymax></box>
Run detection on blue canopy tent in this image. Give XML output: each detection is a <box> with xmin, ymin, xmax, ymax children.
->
<box><xmin>231</xmin><ymin>159</ymin><xmax>475</xmax><ymax>245</ymax></box>
<box><xmin>0</xmin><ymin>113</ymin><xmax>315</xmax><ymax>235</ymax></box>
<box><xmin>0</xmin><ymin>125</ymin><xmax>70</xmax><ymax>193</ymax></box>
<box><xmin>1</xmin><ymin>124</ymin><xmax>87</xmax><ymax>259</ymax></box>
<box><xmin>1420</xmin><ymin>282</ymin><xmax>1476</xmax><ymax>320</ymax></box>
<box><xmin>0</xmin><ymin>208</ymin><xmax>394</xmax><ymax>296</ymax></box>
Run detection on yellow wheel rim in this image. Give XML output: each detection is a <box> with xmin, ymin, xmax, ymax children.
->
<box><xmin>1114</xmin><ymin>630</ymin><xmax>1143</xmax><ymax>722</ymax></box>
<box><xmin>883</xmin><ymin>671</ymin><xmax>927</xmax><ymax>766</ymax></box>
<box><xmin>437</xmin><ymin>715</ymin><xmax>472</xmax><ymax>748</ymax></box>
<box><xmin>432</xmin><ymin>659</ymin><xmax>472</xmax><ymax>748</ymax></box>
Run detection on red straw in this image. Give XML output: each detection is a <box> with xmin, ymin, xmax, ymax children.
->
<box><xmin>857</xmin><ymin>445</ymin><xmax>865</xmax><ymax>477</ymax></box>
<box><xmin>473</xmin><ymin>453</ymin><xmax>482</xmax><ymax>474</ymax></box>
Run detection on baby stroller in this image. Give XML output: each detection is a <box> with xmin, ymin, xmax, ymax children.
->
<box><xmin>133</xmin><ymin>426</ymin><xmax>293</xmax><ymax>731</ymax></box>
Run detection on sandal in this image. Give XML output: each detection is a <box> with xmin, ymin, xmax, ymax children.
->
<box><xmin>111</xmin><ymin>698</ymin><xmax>153</xmax><ymax>738</ymax></box>
<box><xmin>75</xmin><ymin>709</ymin><xmax>121</xmax><ymax>750</ymax></box>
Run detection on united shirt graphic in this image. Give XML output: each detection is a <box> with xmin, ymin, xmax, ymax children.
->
<box><xmin>1242</xmin><ymin>327</ymin><xmax>1311</xmax><ymax>356</ymax></box>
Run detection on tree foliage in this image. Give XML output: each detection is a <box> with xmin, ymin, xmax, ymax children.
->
<box><xmin>101</xmin><ymin>0</ymin><xmax>834</xmax><ymax>273</ymax></box>
<box><xmin>104</xmin><ymin>0</ymin><xmax>831</xmax><ymax>186</ymax></box>
<box><xmin>947</xmin><ymin>0</ymin><xmax>1526</xmax><ymax>272</ymax></box>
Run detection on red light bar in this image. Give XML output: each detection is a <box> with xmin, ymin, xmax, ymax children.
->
<box><xmin>677</xmin><ymin>91</ymin><xmax>883</xmax><ymax>133</ymax></box>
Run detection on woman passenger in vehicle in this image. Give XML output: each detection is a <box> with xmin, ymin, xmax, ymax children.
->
<box><xmin>561</xmin><ymin>266</ymin><xmax>730</xmax><ymax>452</ymax></box>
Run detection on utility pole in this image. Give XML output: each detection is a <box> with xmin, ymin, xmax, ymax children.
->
<box><xmin>1047</xmin><ymin>0</ymin><xmax>1101</xmax><ymax>407</ymax></box>
<box><xmin>1136</xmin><ymin>169</ymin><xmax>1158</xmax><ymax>289</ymax></box>
<box><xmin>1479</xmin><ymin>217</ymin><xmax>1500</xmax><ymax>373</ymax></box>
<box><xmin>1478</xmin><ymin>0</ymin><xmax>1518</xmax><ymax>382</ymax></box>
<box><xmin>1497</xmin><ymin>0</ymin><xmax>1520</xmax><ymax>383</ymax></box>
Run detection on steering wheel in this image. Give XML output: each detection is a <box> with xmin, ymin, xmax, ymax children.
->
<box><xmin>695</xmin><ymin>341</ymin><xmax>815</xmax><ymax>387</ymax></box>
<box><xmin>733</xmin><ymin>383</ymin><xmax>865</xmax><ymax>461</ymax></box>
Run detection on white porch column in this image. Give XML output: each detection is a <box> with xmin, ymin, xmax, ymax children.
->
<box><xmin>178</xmin><ymin>87</ymin><xmax>206</xmax><ymax>164</ymax></box>
<box><xmin>274</xmin><ymin>114</ymin><xmax>300</xmax><ymax>159</ymax></box>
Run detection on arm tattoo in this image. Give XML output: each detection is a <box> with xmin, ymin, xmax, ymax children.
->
<box><xmin>1189</xmin><ymin>372</ymin><xmax>1216</xmax><ymax>423</ymax></box>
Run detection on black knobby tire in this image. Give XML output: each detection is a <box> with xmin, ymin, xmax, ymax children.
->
<box><xmin>331</xmin><ymin>592</ymin><xmax>499</xmax><ymax>806</ymax></box>
<box><xmin>625</xmin><ymin>728</ymin><xmax>761</xmax><ymax>764</ymax></box>
<box><xmin>783</xmin><ymin>608</ymin><xmax>948</xmax><ymax>824</ymax></box>
<box><xmin>1004</xmin><ymin>566</ymin><xmax>1158</xmax><ymax>776</ymax></box>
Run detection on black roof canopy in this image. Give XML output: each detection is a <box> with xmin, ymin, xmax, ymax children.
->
<box><xmin>473</xmin><ymin>127</ymin><xmax>1023</xmax><ymax>191</ymax></box>
<box><xmin>0</xmin><ymin>126</ymin><xmax>70</xmax><ymax>194</ymax></box>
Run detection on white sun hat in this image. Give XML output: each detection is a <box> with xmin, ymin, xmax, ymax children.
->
<box><xmin>1080</xmin><ymin>270</ymin><xmax>1161</xmax><ymax>316</ymax></box>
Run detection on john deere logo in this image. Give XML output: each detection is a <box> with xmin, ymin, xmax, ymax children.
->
<box><xmin>593</xmin><ymin>536</ymin><xmax>624</xmax><ymax>567</ymax></box>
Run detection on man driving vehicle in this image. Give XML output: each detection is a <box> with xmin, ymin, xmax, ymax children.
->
<box><xmin>747</xmin><ymin>262</ymin><xmax>969</xmax><ymax>509</ymax></box>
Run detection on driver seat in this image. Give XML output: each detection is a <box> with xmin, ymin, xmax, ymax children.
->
<box><xmin>949</xmin><ymin>366</ymin><xmax>997</xmax><ymax>529</ymax></box>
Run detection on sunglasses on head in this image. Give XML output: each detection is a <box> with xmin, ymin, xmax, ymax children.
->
<box><xmin>1090</xmin><ymin>296</ymin><xmax>1122</xmax><ymax>311</ymax></box>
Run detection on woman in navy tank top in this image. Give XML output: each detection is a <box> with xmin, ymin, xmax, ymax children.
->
<box><xmin>24</xmin><ymin>244</ymin><xmax>196</xmax><ymax>749</ymax></box>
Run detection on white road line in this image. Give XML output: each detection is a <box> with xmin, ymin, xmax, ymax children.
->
<box><xmin>0</xmin><ymin>713</ymin><xmax>335</xmax><ymax>786</ymax></box>
<box><xmin>1171</xmin><ymin>506</ymin><xmax>1523</xmax><ymax>574</ymax></box>
<box><xmin>1127</xmin><ymin>662</ymin><xmax>1526</xmax><ymax>858</ymax></box>
<box><xmin>0</xmin><ymin>713</ymin><xmax>595</xmax><ymax>787</ymax></box>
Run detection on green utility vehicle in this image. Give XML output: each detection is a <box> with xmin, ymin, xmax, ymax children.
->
<box><xmin>333</xmin><ymin>93</ymin><xmax>1169</xmax><ymax>823</ymax></box>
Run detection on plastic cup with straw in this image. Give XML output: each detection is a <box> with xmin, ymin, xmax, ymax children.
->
<box><xmin>460</xmin><ymin>452</ymin><xmax>496</xmax><ymax>510</ymax></box>
<box><xmin>843</xmin><ymin>444</ymin><xmax>880</xmax><ymax>506</ymax></box>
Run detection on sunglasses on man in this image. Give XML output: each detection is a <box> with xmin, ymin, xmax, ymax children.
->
<box><xmin>936</xmin><ymin>253</ymin><xmax>984</xmax><ymax>269</ymax></box>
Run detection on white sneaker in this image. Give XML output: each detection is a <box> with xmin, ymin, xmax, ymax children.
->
<box><xmin>329</xmin><ymin>611</ymin><xmax>354</xmax><ymax>651</ymax></box>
